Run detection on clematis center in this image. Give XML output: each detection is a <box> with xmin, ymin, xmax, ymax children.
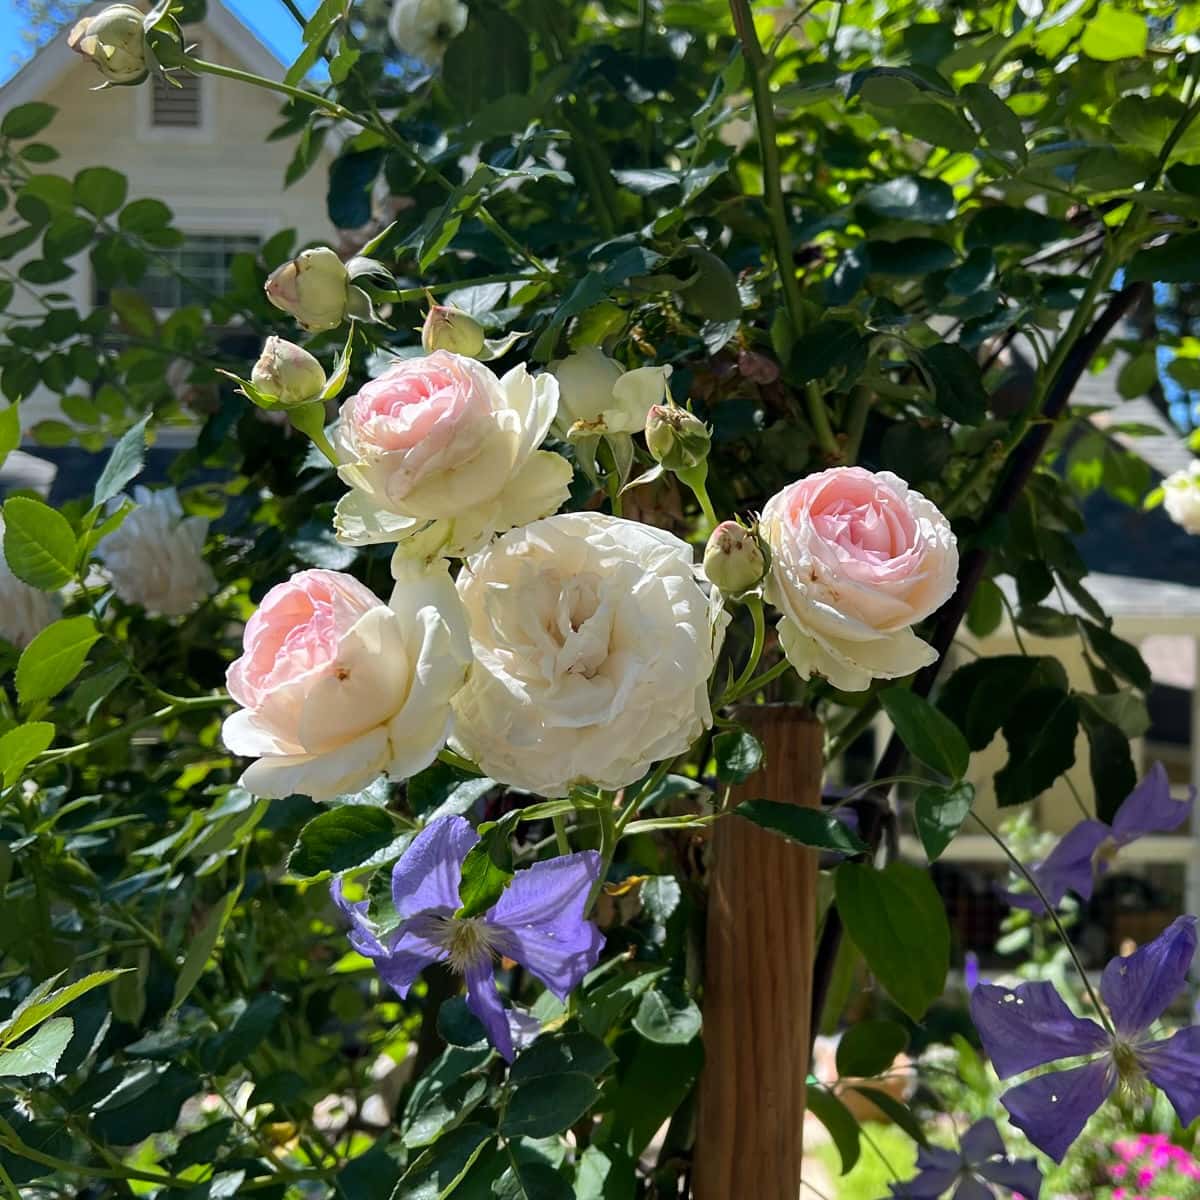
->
<box><xmin>1112</xmin><ymin>1038</ymin><xmax>1149</xmax><ymax>1100</ymax></box>
<box><xmin>1092</xmin><ymin>834</ymin><xmax>1121</xmax><ymax>872</ymax></box>
<box><xmin>428</xmin><ymin>915</ymin><xmax>500</xmax><ymax>974</ymax></box>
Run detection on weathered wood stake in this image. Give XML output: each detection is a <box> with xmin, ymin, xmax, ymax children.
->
<box><xmin>694</xmin><ymin>704</ymin><xmax>823</xmax><ymax>1200</ymax></box>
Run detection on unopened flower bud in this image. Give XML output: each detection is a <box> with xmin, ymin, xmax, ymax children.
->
<box><xmin>251</xmin><ymin>337</ymin><xmax>326</xmax><ymax>408</ymax></box>
<box><xmin>68</xmin><ymin>5</ymin><xmax>149</xmax><ymax>85</ymax></box>
<box><xmin>645</xmin><ymin>404</ymin><xmax>711</xmax><ymax>473</ymax></box>
<box><xmin>738</xmin><ymin>348</ymin><xmax>780</xmax><ymax>385</ymax></box>
<box><xmin>703</xmin><ymin>521</ymin><xmax>768</xmax><ymax>598</ymax></box>
<box><xmin>421</xmin><ymin>304</ymin><xmax>486</xmax><ymax>357</ymax></box>
<box><xmin>264</xmin><ymin>248</ymin><xmax>351</xmax><ymax>334</ymax></box>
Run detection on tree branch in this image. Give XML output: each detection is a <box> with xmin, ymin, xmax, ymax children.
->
<box><xmin>808</xmin><ymin>280</ymin><xmax>1147</xmax><ymax>1038</ymax></box>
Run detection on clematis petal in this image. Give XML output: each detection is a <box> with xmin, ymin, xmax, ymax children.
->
<box><xmin>375</xmin><ymin>925</ymin><xmax>449</xmax><ymax>998</ymax></box>
<box><xmin>1100</xmin><ymin>915</ymin><xmax>1198</xmax><ymax>1038</ymax></box>
<box><xmin>951</xmin><ymin>1178</ymin><xmax>992</xmax><ymax>1200</ymax></box>
<box><xmin>464</xmin><ymin>960</ymin><xmax>515</xmax><ymax>1061</ymax></box>
<box><xmin>970</xmin><ymin>981</ymin><xmax>1109</xmax><ymax>1079</ymax></box>
<box><xmin>1111</xmin><ymin>762</ymin><xmax>1193</xmax><ymax>841</ymax></box>
<box><xmin>979</xmin><ymin>1158</ymin><xmax>1043</xmax><ymax>1199</ymax></box>
<box><xmin>960</xmin><ymin>1118</ymin><xmax>1005</xmax><ymax>1165</ymax></box>
<box><xmin>1000</xmin><ymin>1060</ymin><xmax>1114</xmax><ymax>1162</ymax></box>
<box><xmin>889</xmin><ymin>1166</ymin><xmax>959</xmax><ymax>1197</ymax></box>
<box><xmin>330</xmin><ymin>881</ymin><xmax>446</xmax><ymax>998</ymax></box>
<box><xmin>391</xmin><ymin>815</ymin><xmax>478</xmax><ymax>919</ymax></box>
<box><xmin>486</xmin><ymin>851</ymin><xmax>605</xmax><ymax>999</ymax></box>
<box><xmin>1006</xmin><ymin>820</ymin><xmax>1110</xmax><ymax>912</ymax></box>
<box><xmin>1138</xmin><ymin>1026</ymin><xmax>1200</xmax><ymax>1126</ymax></box>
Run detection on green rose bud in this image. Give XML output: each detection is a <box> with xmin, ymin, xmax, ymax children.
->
<box><xmin>68</xmin><ymin>4</ymin><xmax>149</xmax><ymax>86</ymax></box>
<box><xmin>264</xmin><ymin>248</ymin><xmax>351</xmax><ymax>334</ymax></box>
<box><xmin>703</xmin><ymin>521</ymin><xmax>768</xmax><ymax>598</ymax></box>
<box><xmin>251</xmin><ymin>337</ymin><xmax>327</xmax><ymax>409</ymax></box>
<box><xmin>645</xmin><ymin>403</ymin><xmax>711</xmax><ymax>473</ymax></box>
<box><xmin>421</xmin><ymin>304</ymin><xmax>486</xmax><ymax>357</ymax></box>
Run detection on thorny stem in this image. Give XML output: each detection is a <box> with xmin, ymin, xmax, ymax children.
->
<box><xmin>969</xmin><ymin>812</ymin><xmax>1114</xmax><ymax>1035</ymax></box>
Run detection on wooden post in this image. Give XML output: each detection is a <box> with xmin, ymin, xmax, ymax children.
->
<box><xmin>694</xmin><ymin>704</ymin><xmax>823</xmax><ymax>1200</ymax></box>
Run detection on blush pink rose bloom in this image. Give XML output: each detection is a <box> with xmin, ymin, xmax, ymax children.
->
<box><xmin>223</xmin><ymin>563</ymin><xmax>471</xmax><ymax>801</ymax></box>
<box><xmin>333</xmin><ymin>350</ymin><xmax>572</xmax><ymax>557</ymax></box>
<box><xmin>761</xmin><ymin>467</ymin><xmax>958</xmax><ymax>692</ymax></box>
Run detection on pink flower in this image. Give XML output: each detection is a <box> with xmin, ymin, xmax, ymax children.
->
<box><xmin>223</xmin><ymin>565</ymin><xmax>470</xmax><ymax>801</ymax></box>
<box><xmin>761</xmin><ymin>467</ymin><xmax>959</xmax><ymax>691</ymax></box>
<box><xmin>334</xmin><ymin>351</ymin><xmax>570</xmax><ymax>556</ymax></box>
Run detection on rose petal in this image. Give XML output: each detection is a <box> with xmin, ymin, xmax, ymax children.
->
<box><xmin>238</xmin><ymin>726</ymin><xmax>391</xmax><ymax>801</ymax></box>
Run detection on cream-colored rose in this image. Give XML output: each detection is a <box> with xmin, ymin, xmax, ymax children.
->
<box><xmin>223</xmin><ymin>561</ymin><xmax>471</xmax><ymax>802</ymax></box>
<box><xmin>0</xmin><ymin>517</ymin><xmax>61</xmax><ymax>648</ymax></box>
<box><xmin>333</xmin><ymin>351</ymin><xmax>572</xmax><ymax>557</ymax></box>
<box><xmin>68</xmin><ymin>5</ymin><xmax>148</xmax><ymax>86</ymax></box>
<box><xmin>550</xmin><ymin>347</ymin><xmax>671</xmax><ymax>439</ymax></box>
<box><xmin>1163</xmin><ymin>462</ymin><xmax>1200</xmax><ymax>535</ymax></box>
<box><xmin>761</xmin><ymin>467</ymin><xmax>958</xmax><ymax>692</ymax></box>
<box><xmin>388</xmin><ymin>0</ymin><xmax>468</xmax><ymax>63</ymax></box>
<box><xmin>450</xmin><ymin>513</ymin><xmax>718</xmax><ymax>796</ymax></box>
<box><xmin>97</xmin><ymin>487</ymin><xmax>217</xmax><ymax>617</ymax></box>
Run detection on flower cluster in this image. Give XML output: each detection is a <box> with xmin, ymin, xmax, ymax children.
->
<box><xmin>1107</xmin><ymin>1133</ymin><xmax>1200</xmax><ymax>1199</ymax></box>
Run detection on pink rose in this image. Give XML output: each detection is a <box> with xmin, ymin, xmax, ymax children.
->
<box><xmin>223</xmin><ymin>564</ymin><xmax>470</xmax><ymax>801</ymax></box>
<box><xmin>333</xmin><ymin>350</ymin><xmax>571</xmax><ymax>556</ymax></box>
<box><xmin>761</xmin><ymin>467</ymin><xmax>958</xmax><ymax>692</ymax></box>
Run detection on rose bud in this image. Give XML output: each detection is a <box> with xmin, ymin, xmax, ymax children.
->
<box><xmin>264</xmin><ymin>247</ymin><xmax>351</xmax><ymax>333</ymax></box>
<box><xmin>738</xmin><ymin>348</ymin><xmax>780</xmax><ymax>385</ymax></box>
<box><xmin>68</xmin><ymin>4</ymin><xmax>150</xmax><ymax>86</ymax></box>
<box><xmin>645</xmin><ymin>403</ymin><xmax>711</xmax><ymax>473</ymax></box>
<box><xmin>703</xmin><ymin>521</ymin><xmax>769</xmax><ymax>598</ymax></box>
<box><xmin>251</xmin><ymin>337</ymin><xmax>327</xmax><ymax>409</ymax></box>
<box><xmin>421</xmin><ymin>303</ymin><xmax>486</xmax><ymax>357</ymax></box>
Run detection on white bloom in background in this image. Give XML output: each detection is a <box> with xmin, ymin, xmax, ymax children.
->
<box><xmin>97</xmin><ymin>486</ymin><xmax>217</xmax><ymax>617</ymax></box>
<box><xmin>0</xmin><ymin>517</ymin><xmax>61</xmax><ymax>648</ymax></box>
<box><xmin>1163</xmin><ymin>462</ymin><xmax>1200</xmax><ymax>535</ymax></box>
<box><xmin>223</xmin><ymin>562</ymin><xmax>471</xmax><ymax>802</ymax></box>
<box><xmin>761</xmin><ymin>467</ymin><xmax>958</xmax><ymax>692</ymax></box>
<box><xmin>550</xmin><ymin>347</ymin><xmax>672</xmax><ymax>440</ymax></box>
<box><xmin>388</xmin><ymin>0</ymin><xmax>469</xmax><ymax>63</ymax></box>
<box><xmin>451</xmin><ymin>513</ymin><xmax>718</xmax><ymax>797</ymax></box>
<box><xmin>334</xmin><ymin>351</ymin><xmax>572</xmax><ymax>557</ymax></box>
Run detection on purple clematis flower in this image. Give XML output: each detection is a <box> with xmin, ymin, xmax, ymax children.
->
<box><xmin>331</xmin><ymin>815</ymin><xmax>604</xmax><ymax>1061</ymax></box>
<box><xmin>1008</xmin><ymin>764</ymin><xmax>1192</xmax><ymax>913</ymax></box>
<box><xmin>970</xmin><ymin>916</ymin><xmax>1200</xmax><ymax>1162</ymax></box>
<box><xmin>888</xmin><ymin>1118</ymin><xmax>1042</xmax><ymax>1199</ymax></box>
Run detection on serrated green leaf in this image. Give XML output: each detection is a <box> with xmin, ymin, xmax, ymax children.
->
<box><xmin>288</xmin><ymin>805</ymin><xmax>398</xmax><ymax>878</ymax></box>
<box><xmin>1</xmin><ymin>969</ymin><xmax>126</xmax><ymax>1046</ymax></box>
<box><xmin>3</xmin><ymin>496</ymin><xmax>76</xmax><ymax>589</ymax></box>
<box><xmin>170</xmin><ymin>889</ymin><xmax>239</xmax><ymax>1013</ymax></box>
<box><xmin>713</xmin><ymin>728</ymin><xmax>764</xmax><ymax>783</ymax></box>
<box><xmin>93</xmin><ymin>414</ymin><xmax>150</xmax><ymax>508</ymax></box>
<box><xmin>0</xmin><ymin>1017</ymin><xmax>73</xmax><ymax>1077</ymax></box>
<box><xmin>15</xmin><ymin>617</ymin><xmax>99</xmax><ymax>707</ymax></box>
<box><xmin>0</xmin><ymin>721</ymin><xmax>54</xmax><ymax>787</ymax></box>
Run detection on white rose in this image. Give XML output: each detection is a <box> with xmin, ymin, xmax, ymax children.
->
<box><xmin>0</xmin><ymin>516</ymin><xmax>61</xmax><ymax>648</ymax></box>
<box><xmin>762</xmin><ymin>466</ymin><xmax>959</xmax><ymax>692</ymax></box>
<box><xmin>388</xmin><ymin>0</ymin><xmax>468</xmax><ymax>63</ymax></box>
<box><xmin>550</xmin><ymin>347</ymin><xmax>672</xmax><ymax>439</ymax></box>
<box><xmin>450</xmin><ymin>513</ymin><xmax>718</xmax><ymax>796</ymax></box>
<box><xmin>1163</xmin><ymin>462</ymin><xmax>1200</xmax><ymax>534</ymax></box>
<box><xmin>333</xmin><ymin>351</ymin><xmax>572</xmax><ymax>557</ymax></box>
<box><xmin>97</xmin><ymin>486</ymin><xmax>217</xmax><ymax>617</ymax></box>
<box><xmin>223</xmin><ymin>560</ymin><xmax>472</xmax><ymax>802</ymax></box>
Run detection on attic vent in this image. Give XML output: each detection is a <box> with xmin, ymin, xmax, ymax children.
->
<box><xmin>151</xmin><ymin>60</ymin><xmax>203</xmax><ymax>128</ymax></box>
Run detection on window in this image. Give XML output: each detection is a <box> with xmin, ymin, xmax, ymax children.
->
<box><xmin>94</xmin><ymin>233</ymin><xmax>261</xmax><ymax>311</ymax></box>
<box><xmin>151</xmin><ymin>56</ymin><xmax>204</xmax><ymax>128</ymax></box>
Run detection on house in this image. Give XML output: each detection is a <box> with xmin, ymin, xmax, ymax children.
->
<box><xmin>0</xmin><ymin>0</ymin><xmax>337</xmax><ymax>432</ymax></box>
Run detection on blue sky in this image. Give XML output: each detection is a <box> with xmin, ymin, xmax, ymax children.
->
<box><xmin>0</xmin><ymin>0</ymin><xmax>317</xmax><ymax>85</ymax></box>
